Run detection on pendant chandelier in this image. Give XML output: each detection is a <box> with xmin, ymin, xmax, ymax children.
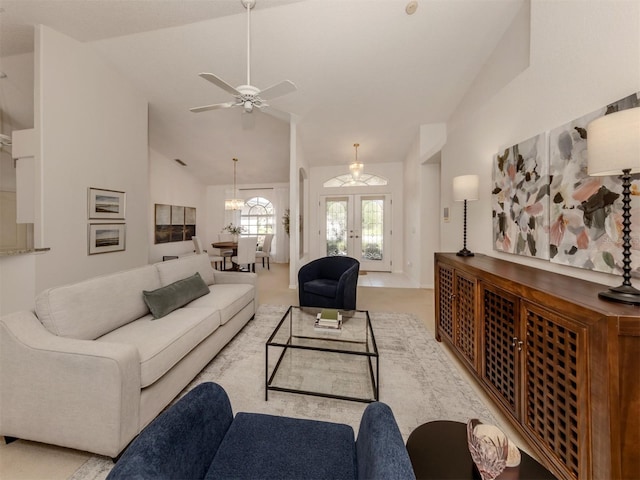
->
<box><xmin>225</xmin><ymin>158</ymin><xmax>244</xmax><ymax>210</ymax></box>
<box><xmin>349</xmin><ymin>143</ymin><xmax>364</xmax><ymax>181</ymax></box>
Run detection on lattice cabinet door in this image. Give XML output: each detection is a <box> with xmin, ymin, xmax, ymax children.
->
<box><xmin>480</xmin><ymin>282</ymin><xmax>520</xmax><ymax>418</ymax></box>
<box><xmin>436</xmin><ymin>264</ymin><xmax>455</xmax><ymax>344</ymax></box>
<box><xmin>521</xmin><ymin>301</ymin><xmax>588</xmax><ymax>480</ymax></box>
<box><xmin>454</xmin><ymin>272</ymin><xmax>477</xmax><ymax>371</ymax></box>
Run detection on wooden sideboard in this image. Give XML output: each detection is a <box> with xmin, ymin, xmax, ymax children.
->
<box><xmin>434</xmin><ymin>253</ymin><xmax>639</xmax><ymax>480</ymax></box>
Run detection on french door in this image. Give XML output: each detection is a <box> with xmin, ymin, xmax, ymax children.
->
<box><xmin>321</xmin><ymin>194</ymin><xmax>391</xmax><ymax>272</ymax></box>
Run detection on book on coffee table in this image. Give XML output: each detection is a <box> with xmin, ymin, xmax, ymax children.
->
<box><xmin>320</xmin><ymin>309</ymin><xmax>339</xmax><ymax>320</ymax></box>
<box><xmin>315</xmin><ymin>310</ymin><xmax>342</xmax><ymax>330</ymax></box>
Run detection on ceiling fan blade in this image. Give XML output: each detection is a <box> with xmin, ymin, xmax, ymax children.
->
<box><xmin>259</xmin><ymin>80</ymin><xmax>297</xmax><ymax>100</ymax></box>
<box><xmin>190</xmin><ymin>102</ymin><xmax>236</xmax><ymax>113</ymax></box>
<box><xmin>198</xmin><ymin>73</ymin><xmax>241</xmax><ymax>97</ymax></box>
<box><xmin>261</xmin><ymin>105</ymin><xmax>294</xmax><ymax>123</ymax></box>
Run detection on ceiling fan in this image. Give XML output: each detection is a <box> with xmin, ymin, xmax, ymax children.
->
<box><xmin>190</xmin><ymin>0</ymin><xmax>297</xmax><ymax>115</ymax></box>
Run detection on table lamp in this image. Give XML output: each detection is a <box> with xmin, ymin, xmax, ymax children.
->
<box><xmin>453</xmin><ymin>174</ymin><xmax>479</xmax><ymax>257</ymax></box>
<box><xmin>587</xmin><ymin>106</ymin><xmax>640</xmax><ymax>305</ymax></box>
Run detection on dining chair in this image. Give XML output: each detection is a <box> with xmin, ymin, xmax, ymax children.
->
<box><xmin>231</xmin><ymin>236</ymin><xmax>258</xmax><ymax>272</ymax></box>
<box><xmin>192</xmin><ymin>236</ymin><xmax>224</xmax><ymax>270</ymax></box>
<box><xmin>255</xmin><ymin>234</ymin><xmax>274</xmax><ymax>270</ymax></box>
<box><xmin>217</xmin><ymin>233</ymin><xmax>235</xmax><ymax>269</ymax></box>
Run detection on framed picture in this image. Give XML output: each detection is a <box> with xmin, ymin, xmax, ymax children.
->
<box><xmin>548</xmin><ymin>92</ymin><xmax>640</xmax><ymax>276</ymax></box>
<box><xmin>88</xmin><ymin>188</ymin><xmax>125</xmax><ymax>220</ymax></box>
<box><xmin>155</xmin><ymin>204</ymin><xmax>171</xmax><ymax>244</ymax></box>
<box><xmin>492</xmin><ymin>132</ymin><xmax>550</xmax><ymax>260</ymax></box>
<box><xmin>171</xmin><ymin>205</ymin><xmax>185</xmax><ymax>242</ymax></box>
<box><xmin>185</xmin><ymin>206</ymin><xmax>196</xmax><ymax>241</ymax></box>
<box><xmin>88</xmin><ymin>223</ymin><xmax>126</xmax><ymax>255</ymax></box>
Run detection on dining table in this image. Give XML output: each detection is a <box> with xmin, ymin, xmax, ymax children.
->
<box><xmin>211</xmin><ymin>241</ymin><xmax>238</xmax><ymax>270</ymax></box>
<box><xmin>211</xmin><ymin>241</ymin><xmax>238</xmax><ymax>255</ymax></box>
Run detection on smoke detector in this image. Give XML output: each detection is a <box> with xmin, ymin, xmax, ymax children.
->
<box><xmin>405</xmin><ymin>1</ymin><xmax>418</xmax><ymax>15</ymax></box>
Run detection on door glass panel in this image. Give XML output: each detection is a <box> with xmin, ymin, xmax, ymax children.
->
<box><xmin>361</xmin><ymin>198</ymin><xmax>384</xmax><ymax>261</ymax></box>
<box><xmin>326</xmin><ymin>199</ymin><xmax>347</xmax><ymax>256</ymax></box>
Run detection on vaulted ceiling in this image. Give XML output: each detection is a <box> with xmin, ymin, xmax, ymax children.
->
<box><xmin>0</xmin><ymin>0</ymin><xmax>524</xmax><ymax>185</ymax></box>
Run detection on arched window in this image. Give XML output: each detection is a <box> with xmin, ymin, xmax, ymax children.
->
<box><xmin>240</xmin><ymin>197</ymin><xmax>274</xmax><ymax>246</ymax></box>
<box><xmin>323</xmin><ymin>173</ymin><xmax>388</xmax><ymax>187</ymax></box>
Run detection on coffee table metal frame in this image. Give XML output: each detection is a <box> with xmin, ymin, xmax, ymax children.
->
<box><xmin>265</xmin><ymin>306</ymin><xmax>379</xmax><ymax>403</ymax></box>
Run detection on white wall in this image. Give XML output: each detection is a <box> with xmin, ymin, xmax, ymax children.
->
<box><xmin>0</xmin><ymin>254</ymin><xmax>36</xmax><ymax>315</ymax></box>
<box><xmin>148</xmin><ymin>148</ymin><xmax>208</xmax><ymax>263</ymax></box>
<box><xmin>402</xmin><ymin>123</ymin><xmax>447</xmax><ymax>289</ymax></box>
<box><xmin>441</xmin><ymin>0</ymin><xmax>640</xmax><ymax>286</ymax></box>
<box><xmin>33</xmin><ymin>26</ymin><xmax>149</xmax><ymax>292</ymax></box>
<box><xmin>403</xmin><ymin>136</ymin><xmax>421</xmax><ymax>285</ymax></box>
<box><xmin>289</xmin><ymin>121</ymin><xmax>308</xmax><ymax>288</ymax></box>
<box><xmin>421</xmin><ymin>161</ymin><xmax>440</xmax><ymax>288</ymax></box>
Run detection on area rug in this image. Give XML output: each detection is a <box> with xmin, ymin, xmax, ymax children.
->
<box><xmin>71</xmin><ymin>304</ymin><xmax>498</xmax><ymax>479</ymax></box>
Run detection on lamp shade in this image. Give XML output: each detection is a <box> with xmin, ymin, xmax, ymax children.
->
<box><xmin>587</xmin><ymin>107</ymin><xmax>640</xmax><ymax>176</ymax></box>
<box><xmin>453</xmin><ymin>174</ymin><xmax>479</xmax><ymax>202</ymax></box>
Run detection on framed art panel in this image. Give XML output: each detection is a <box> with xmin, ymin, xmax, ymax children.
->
<box><xmin>184</xmin><ymin>206</ymin><xmax>196</xmax><ymax>241</ymax></box>
<box><xmin>492</xmin><ymin>132</ymin><xmax>550</xmax><ymax>259</ymax></box>
<box><xmin>170</xmin><ymin>206</ymin><xmax>185</xmax><ymax>242</ymax></box>
<box><xmin>88</xmin><ymin>223</ymin><xmax>126</xmax><ymax>255</ymax></box>
<box><xmin>88</xmin><ymin>188</ymin><xmax>125</xmax><ymax>220</ymax></box>
<box><xmin>155</xmin><ymin>204</ymin><xmax>171</xmax><ymax>244</ymax></box>
<box><xmin>549</xmin><ymin>92</ymin><xmax>640</xmax><ymax>276</ymax></box>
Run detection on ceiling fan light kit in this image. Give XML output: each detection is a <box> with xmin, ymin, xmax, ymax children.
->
<box><xmin>190</xmin><ymin>0</ymin><xmax>296</xmax><ymax>116</ymax></box>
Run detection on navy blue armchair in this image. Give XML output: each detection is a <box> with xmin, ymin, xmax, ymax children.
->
<box><xmin>298</xmin><ymin>256</ymin><xmax>360</xmax><ymax>310</ymax></box>
<box><xmin>107</xmin><ymin>382</ymin><xmax>415</xmax><ymax>480</ymax></box>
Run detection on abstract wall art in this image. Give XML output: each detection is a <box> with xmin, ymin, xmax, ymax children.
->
<box><xmin>492</xmin><ymin>132</ymin><xmax>550</xmax><ymax>259</ymax></box>
<box><xmin>548</xmin><ymin>92</ymin><xmax>640</xmax><ymax>276</ymax></box>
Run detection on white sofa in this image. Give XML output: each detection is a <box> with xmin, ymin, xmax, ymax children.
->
<box><xmin>0</xmin><ymin>254</ymin><xmax>256</xmax><ymax>457</ymax></box>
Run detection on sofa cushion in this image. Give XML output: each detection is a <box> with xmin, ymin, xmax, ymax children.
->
<box><xmin>97</xmin><ymin>307</ymin><xmax>221</xmax><ymax>388</ymax></box>
<box><xmin>184</xmin><ymin>284</ymin><xmax>255</xmax><ymax>325</ymax></box>
<box><xmin>35</xmin><ymin>265</ymin><xmax>161</xmax><ymax>340</ymax></box>
<box><xmin>206</xmin><ymin>412</ymin><xmax>357</xmax><ymax>480</ymax></box>
<box><xmin>143</xmin><ymin>273</ymin><xmax>210</xmax><ymax>319</ymax></box>
<box><xmin>304</xmin><ymin>279</ymin><xmax>338</xmax><ymax>298</ymax></box>
<box><xmin>155</xmin><ymin>254</ymin><xmax>215</xmax><ymax>287</ymax></box>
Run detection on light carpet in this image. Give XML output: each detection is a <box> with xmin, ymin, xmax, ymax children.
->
<box><xmin>71</xmin><ymin>304</ymin><xmax>498</xmax><ymax>480</ymax></box>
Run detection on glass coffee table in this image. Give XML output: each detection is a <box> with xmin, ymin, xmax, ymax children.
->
<box><xmin>265</xmin><ymin>306</ymin><xmax>379</xmax><ymax>403</ymax></box>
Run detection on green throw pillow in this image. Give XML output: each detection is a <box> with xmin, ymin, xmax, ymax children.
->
<box><xmin>143</xmin><ymin>272</ymin><xmax>210</xmax><ymax>319</ymax></box>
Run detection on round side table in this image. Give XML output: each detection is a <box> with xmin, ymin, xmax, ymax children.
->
<box><xmin>406</xmin><ymin>421</ymin><xmax>557</xmax><ymax>480</ymax></box>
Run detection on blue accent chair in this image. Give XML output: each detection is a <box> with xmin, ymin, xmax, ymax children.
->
<box><xmin>298</xmin><ymin>256</ymin><xmax>360</xmax><ymax>310</ymax></box>
<box><xmin>107</xmin><ymin>382</ymin><xmax>415</xmax><ymax>480</ymax></box>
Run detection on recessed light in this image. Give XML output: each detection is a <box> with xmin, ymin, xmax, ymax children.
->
<box><xmin>406</xmin><ymin>1</ymin><xmax>418</xmax><ymax>15</ymax></box>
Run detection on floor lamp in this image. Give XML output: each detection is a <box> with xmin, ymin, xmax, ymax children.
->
<box><xmin>587</xmin><ymin>107</ymin><xmax>640</xmax><ymax>305</ymax></box>
<box><xmin>453</xmin><ymin>174</ymin><xmax>479</xmax><ymax>257</ymax></box>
